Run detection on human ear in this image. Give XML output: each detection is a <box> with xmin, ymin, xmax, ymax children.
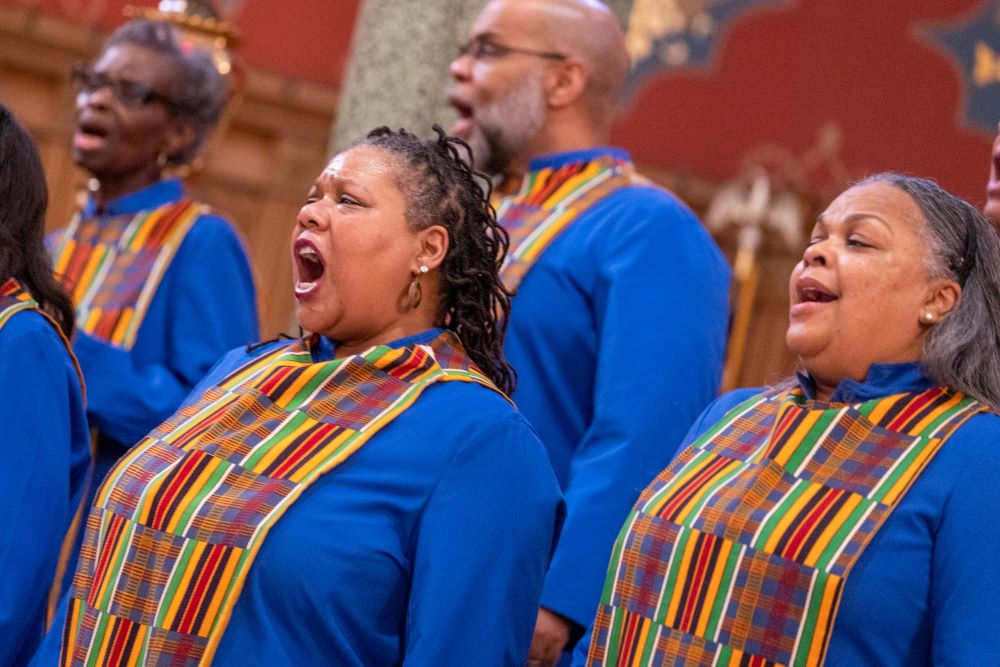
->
<box><xmin>415</xmin><ymin>225</ymin><xmax>449</xmax><ymax>272</ymax></box>
<box><xmin>921</xmin><ymin>278</ymin><xmax>961</xmax><ymax>323</ymax></box>
<box><xmin>161</xmin><ymin>119</ymin><xmax>197</xmax><ymax>164</ymax></box>
<box><xmin>545</xmin><ymin>58</ymin><xmax>587</xmax><ymax>109</ymax></box>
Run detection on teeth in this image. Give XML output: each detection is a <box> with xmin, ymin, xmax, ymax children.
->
<box><xmin>295</xmin><ymin>281</ymin><xmax>316</xmax><ymax>295</ymax></box>
<box><xmin>298</xmin><ymin>246</ymin><xmax>319</xmax><ymax>261</ymax></box>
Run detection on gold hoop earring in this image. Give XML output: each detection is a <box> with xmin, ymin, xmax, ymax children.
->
<box><xmin>407</xmin><ymin>264</ymin><xmax>429</xmax><ymax>309</ymax></box>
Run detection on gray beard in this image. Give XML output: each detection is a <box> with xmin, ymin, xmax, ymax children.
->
<box><xmin>466</xmin><ymin>73</ymin><xmax>546</xmax><ymax>177</ymax></box>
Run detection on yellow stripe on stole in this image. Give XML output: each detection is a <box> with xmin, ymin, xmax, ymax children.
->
<box><xmin>126</xmin><ymin>209</ymin><xmax>162</xmax><ymax>249</ymax></box>
<box><xmin>672</xmin><ymin>458</ymin><xmax>743</xmax><ymax>525</ymax></box>
<box><xmin>769</xmin><ymin>409</ymin><xmax>822</xmax><ymax>467</ymax></box>
<box><xmin>83</xmin><ymin>307</ymin><xmax>103</xmax><ymax>332</ymax></box>
<box><xmin>864</xmin><ymin>392</ymin><xmax>905</xmax><ymax>425</ymax></box>
<box><xmin>800</xmin><ymin>492</ymin><xmax>863</xmax><ymax>568</ymax></box>
<box><xmin>804</xmin><ymin>574</ymin><xmax>843</xmax><ymax>665</ymax></box>
<box><xmin>198</xmin><ymin>549</ymin><xmax>242</xmax><ymax>636</ymax></box>
<box><xmin>53</xmin><ymin>237</ymin><xmax>77</xmax><ymax>276</ymax></box>
<box><xmin>520</xmin><ymin>209</ymin><xmax>576</xmax><ymax>262</ymax></box>
<box><xmin>273</xmin><ymin>363</ymin><xmax>326</xmax><ymax>409</ymax></box>
<box><xmin>644</xmin><ymin>453</ymin><xmax>716</xmax><ymax>517</ymax></box>
<box><xmin>75</xmin><ymin>247</ymin><xmax>108</xmax><ymax>303</ymax></box>
<box><xmin>664</xmin><ymin>531</ymin><xmax>700</xmax><ymax>624</ymax></box>
<box><xmin>110</xmin><ymin>306</ymin><xmax>134</xmax><ymax>345</ymax></box>
<box><xmin>907</xmin><ymin>392</ymin><xmax>962</xmax><ymax>436</ymax></box>
<box><xmin>161</xmin><ymin>540</ymin><xmax>209</xmax><ymax>631</ymax></box>
<box><xmin>248</xmin><ymin>417</ymin><xmax>321</xmax><ymax>474</ymax></box>
<box><xmin>762</xmin><ymin>483</ymin><xmax>823</xmax><ymax>554</ymax></box>
<box><xmin>545</xmin><ymin>160</ymin><xmax>603</xmax><ymax>206</ymax></box>
<box><xmin>880</xmin><ymin>436</ymin><xmax>940</xmax><ymax>506</ymax></box>
<box><xmin>164</xmin><ymin>456</ymin><xmax>226</xmax><ymax>535</ymax></box>
<box><xmin>694</xmin><ymin>539</ymin><xmax>735</xmax><ymax>638</ymax></box>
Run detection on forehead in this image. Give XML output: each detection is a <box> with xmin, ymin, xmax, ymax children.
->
<box><xmin>471</xmin><ymin>0</ymin><xmax>545</xmax><ymax>41</ymax></box>
<box><xmin>322</xmin><ymin>145</ymin><xmax>402</xmax><ymax>189</ymax></box>
<box><xmin>822</xmin><ymin>182</ymin><xmax>923</xmax><ymax>230</ymax></box>
<box><xmin>94</xmin><ymin>43</ymin><xmax>178</xmax><ymax>87</ymax></box>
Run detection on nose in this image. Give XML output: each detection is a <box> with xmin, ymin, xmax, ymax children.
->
<box><xmin>801</xmin><ymin>239</ymin><xmax>828</xmax><ymax>267</ymax></box>
<box><xmin>78</xmin><ymin>84</ymin><xmax>114</xmax><ymax>111</ymax></box>
<box><xmin>296</xmin><ymin>201</ymin><xmax>327</xmax><ymax>231</ymax></box>
<box><xmin>450</xmin><ymin>51</ymin><xmax>472</xmax><ymax>81</ymax></box>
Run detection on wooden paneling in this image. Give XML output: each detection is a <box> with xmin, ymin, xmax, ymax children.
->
<box><xmin>0</xmin><ymin>3</ymin><xmax>336</xmax><ymax>338</ymax></box>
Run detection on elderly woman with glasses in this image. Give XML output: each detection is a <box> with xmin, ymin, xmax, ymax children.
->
<box><xmin>52</xmin><ymin>19</ymin><xmax>258</xmax><ymax>496</ymax></box>
<box><xmin>580</xmin><ymin>174</ymin><xmax>1000</xmax><ymax>666</ymax></box>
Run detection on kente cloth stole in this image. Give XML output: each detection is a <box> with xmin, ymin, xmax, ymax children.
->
<box><xmin>495</xmin><ymin>155</ymin><xmax>634</xmax><ymax>293</ymax></box>
<box><xmin>0</xmin><ymin>278</ymin><xmax>90</xmax><ymax>626</ymax></box>
<box><xmin>52</xmin><ymin>199</ymin><xmax>201</xmax><ymax>350</ymax></box>
<box><xmin>587</xmin><ymin>386</ymin><xmax>985</xmax><ymax>667</ymax></box>
<box><xmin>60</xmin><ymin>331</ymin><xmax>498</xmax><ymax>666</ymax></box>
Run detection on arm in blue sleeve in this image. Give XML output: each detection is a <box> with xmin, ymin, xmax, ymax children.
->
<box><xmin>78</xmin><ymin>215</ymin><xmax>259</xmax><ymax>446</ymax></box>
<box><xmin>0</xmin><ymin>316</ymin><xmax>85</xmax><ymax>666</ymax></box>
<box><xmin>930</xmin><ymin>416</ymin><xmax>1000</xmax><ymax>665</ymax></box>
<box><xmin>540</xmin><ymin>193</ymin><xmax>731</xmax><ymax>628</ymax></box>
<box><xmin>404</xmin><ymin>412</ymin><xmax>562</xmax><ymax>666</ymax></box>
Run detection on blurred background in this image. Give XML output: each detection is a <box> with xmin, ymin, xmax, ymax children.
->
<box><xmin>2</xmin><ymin>0</ymin><xmax>996</xmax><ymax>388</ymax></box>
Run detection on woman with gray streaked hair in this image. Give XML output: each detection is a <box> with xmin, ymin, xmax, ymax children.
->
<box><xmin>49</xmin><ymin>17</ymin><xmax>259</xmax><ymax>512</ymax></box>
<box><xmin>578</xmin><ymin>174</ymin><xmax>1000</xmax><ymax>666</ymax></box>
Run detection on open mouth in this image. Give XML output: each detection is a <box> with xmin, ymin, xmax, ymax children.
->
<box><xmin>448</xmin><ymin>96</ymin><xmax>474</xmax><ymax>136</ymax></box>
<box><xmin>796</xmin><ymin>278</ymin><xmax>837</xmax><ymax>304</ymax></box>
<box><xmin>73</xmin><ymin>121</ymin><xmax>108</xmax><ymax>151</ymax></box>
<box><xmin>293</xmin><ymin>238</ymin><xmax>325</xmax><ymax>296</ymax></box>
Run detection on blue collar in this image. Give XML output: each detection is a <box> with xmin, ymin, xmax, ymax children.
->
<box><xmin>795</xmin><ymin>362</ymin><xmax>935</xmax><ymax>403</ymax></box>
<box><xmin>526</xmin><ymin>147</ymin><xmax>631</xmax><ymax>172</ymax></box>
<box><xmin>83</xmin><ymin>178</ymin><xmax>185</xmax><ymax>218</ymax></box>
<box><xmin>312</xmin><ymin>328</ymin><xmax>444</xmax><ymax>362</ymax></box>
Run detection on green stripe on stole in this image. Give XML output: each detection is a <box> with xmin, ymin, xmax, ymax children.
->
<box><xmin>60</xmin><ymin>331</ymin><xmax>500</xmax><ymax>666</ymax></box>
<box><xmin>587</xmin><ymin>385</ymin><xmax>985</xmax><ymax>667</ymax></box>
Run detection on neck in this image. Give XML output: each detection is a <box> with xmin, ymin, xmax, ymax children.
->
<box><xmin>504</xmin><ymin>113</ymin><xmax>611</xmax><ymax>181</ymax></box>
<box><xmin>91</xmin><ymin>166</ymin><xmax>162</xmax><ymax>209</ymax></box>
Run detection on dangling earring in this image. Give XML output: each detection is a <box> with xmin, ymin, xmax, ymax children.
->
<box><xmin>407</xmin><ymin>265</ymin><xmax>429</xmax><ymax>309</ymax></box>
<box><xmin>156</xmin><ymin>152</ymin><xmax>169</xmax><ymax>170</ymax></box>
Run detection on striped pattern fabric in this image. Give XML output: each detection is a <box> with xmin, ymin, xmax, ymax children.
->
<box><xmin>587</xmin><ymin>386</ymin><xmax>985</xmax><ymax>667</ymax></box>
<box><xmin>60</xmin><ymin>331</ymin><xmax>498</xmax><ymax>666</ymax></box>
<box><xmin>494</xmin><ymin>155</ymin><xmax>635</xmax><ymax>293</ymax></box>
<box><xmin>51</xmin><ymin>200</ymin><xmax>201</xmax><ymax>350</ymax></box>
<box><xmin>0</xmin><ymin>276</ymin><xmax>35</xmax><ymax>326</ymax></box>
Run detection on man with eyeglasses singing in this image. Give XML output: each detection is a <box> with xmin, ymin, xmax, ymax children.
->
<box><xmin>448</xmin><ymin>2</ymin><xmax>731</xmax><ymax>665</ymax></box>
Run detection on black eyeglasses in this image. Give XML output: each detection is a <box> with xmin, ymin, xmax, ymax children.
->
<box><xmin>70</xmin><ymin>63</ymin><xmax>177</xmax><ymax>111</ymax></box>
<box><xmin>458</xmin><ymin>37</ymin><xmax>567</xmax><ymax>62</ymax></box>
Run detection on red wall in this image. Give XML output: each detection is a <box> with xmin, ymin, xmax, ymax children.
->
<box><xmin>613</xmin><ymin>0</ymin><xmax>993</xmax><ymax>205</ymax></box>
<box><xmin>11</xmin><ymin>0</ymin><xmax>994</xmax><ymax>205</ymax></box>
<box><xmin>7</xmin><ymin>0</ymin><xmax>361</xmax><ymax>89</ymax></box>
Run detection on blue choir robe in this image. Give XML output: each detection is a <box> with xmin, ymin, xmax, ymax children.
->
<box><xmin>574</xmin><ymin>362</ymin><xmax>1000</xmax><ymax>665</ymax></box>
<box><xmin>68</xmin><ymin>179</ymin><xmax>259</xmax><ymax>485</ymax></box>
<box><xmin>0</xmin><ymin>309</ymin><xmax>89</xmax><ymax>666</ymax></box>
<box><xmin>41</xmin><ymin>330</ymin><xmax>563</xmax><ymax>666</ymax></box>
<box><xmin>501</xmin><ymin>148</ymin><xmax>731</xmax><ymax>636</ymax></box>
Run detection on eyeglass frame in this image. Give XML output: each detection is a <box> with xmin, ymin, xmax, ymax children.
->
<box><xmin>457</xmin><ymin>36</ymin><xmax>568</xmax><ymax>62</ymax></box>
<box><xmin>70</xmin><ymin>62</ymin><xmax>180</xmax><ymax>112</ymax></box>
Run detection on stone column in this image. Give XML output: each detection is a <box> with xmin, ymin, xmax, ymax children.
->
<box><xmin>331</xmin><ymin>0</ymin><xmax>634</xmax><ymax>153</ymax></box>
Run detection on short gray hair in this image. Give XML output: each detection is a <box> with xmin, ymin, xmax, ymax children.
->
<box><xmin>105</xmin><ymin>19</ymin><xmax>229</xmax><ymax>165</ymax></box>
<box><xmin>859</xmin><ymin>172</ymin><xmax>1000</xmax><ymax>411</ymax></box>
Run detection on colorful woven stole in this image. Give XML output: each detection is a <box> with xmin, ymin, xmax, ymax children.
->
<box><xmin>495</xmin><ymin>155</ymin><xmax>635</xmax><ymax>293</ymax></box>
<box><xmin>0</xmin><ymin>278</ymin><xmax>90</xmax><ymax>626</ymax></box>
<box><xmin>587</xmin><ymin>386</ymin><xmax>985</xmax><ymax>667</ymax></box>
<box><xmin>51</xmin><ymin>199</ymin><xmax>202</xmax><ymax>350</ymax></box>
<box><xmin>60</xmin><ymin>331</ymin><xmax>498</xmax><ymax>666</ymax></box>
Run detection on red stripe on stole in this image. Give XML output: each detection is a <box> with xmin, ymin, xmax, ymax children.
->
<box><xmin>887</xmin><ymin>387</ymin><xmax>942</xmax><ymax>432</ymax></box>
<box><xmin>781</xmin><ymin>488</ymin><xmax>842</xmax><ymax>560</ymax></box>
<box><xmin>660</xmin><ymin>456</ymin><xmax>730</xmax><ymax>519</ymax></box>
<box><xmin>618</xmin><ymin>611</ymin><xmax>642</xmax><ymax>665</ymax></box>
<box><xmin>62</xmin><ymin>245</ymin><xmax>95</xmax><ymax>294</ymax></box>
<box><xmin>88</xmin><ymin>514</ymin><xmax>126</xmax><ymax>606</ymax></box>
<box><xmin>527</xmin><ymin>164</ymin><xmax>580</xmax><ymax>206</ymax></box>
<box><xmin>679</xmin><ymin>534</ymin><xmax>715</xmax><ymax>631</ymax></box>
<box><xmin>145</xmin><ymin>202</ymin><xmax>191</xmax><ymax>246</ymax></box>
<box><xmin>765</xmin><ymin>403</ymin><xmax>802</xmax><ymax>458</ymax></box>
<box><xmin>257</xmin><ymin>364</ymin><xmax>294</xmax><ymax>395</ymax></box>
<box><xmin>105</xmin><ymin>616</ymin><xmax>135</xmax><ymax>666</ymax></box>
<box><xmin>386</xmin><ymin>348</ymin><xmax>427</xmax><ymax>379</ymax></box>
<box><xmin>170</xmin><ymin>401</ymin><xmax>231</xmax><ymax>449</ymax></box>
<box><xmin>270</xmin><ymin>422</ymin><xmax>336</xmax><ymax>479</ymax></box>
<box><xmin>151</xmin><ymin>453</ymin><xmax>204</xmax><ymax>530</ymax></box>
<box><xmin>177</xmin><ymin>543</ymin><xmax>225</xmax><ymax>635</ymax></box>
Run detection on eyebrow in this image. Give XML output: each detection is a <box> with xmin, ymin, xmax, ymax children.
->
<box><xmin>815</xmin><ymin>212</ymin><xmax>894</xmax><ymax>234</ymax></box>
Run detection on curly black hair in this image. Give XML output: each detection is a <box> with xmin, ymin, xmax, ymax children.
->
<box><xmin>0</xmin><ymin>105</ymin><xmax>75</xmax><ymax>337</ymax></box>
<box><xmin>358</xmin><ymin>125</ymin><xmax>516</xmax><ymax>395</ymax></box>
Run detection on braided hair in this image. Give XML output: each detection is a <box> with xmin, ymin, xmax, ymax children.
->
<box><xmin>358</xmin><ymin>125</ymin><xmax>516</xmax><ymax>395</ymax></box>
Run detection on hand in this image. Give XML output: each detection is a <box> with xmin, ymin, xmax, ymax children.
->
<box><xmin>527</xmin><ymin>607</ymin><xmax>571</xmax><ymax>667</ymax></box>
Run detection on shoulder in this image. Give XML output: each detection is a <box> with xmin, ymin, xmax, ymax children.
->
<box><xmin>686</xmin><ymin>387</ymin><xmax>769</xmax><ymax>440</ymax></box>
<box><xmin>193</xmin><ymin>339</ymin><xmax>291</xmax><ymax>389</ymax></box>
<box><xmin>0</xmin><ymin>307</ymin><xmax>66</xmax><ymax>348</ymax></box>
<box><xmin>933</xmin><ymin>410</ymin><xmax>1000</xmax><ymax>479</ymax></box>
<box><xmin>184</xmin><ymin>207</ymin><xmax>244</xmax><ymax>245</ymax></box>
<box><xmin>591</xmin><ymin>180</ymin><xmax>699</xmax><ymax>228</ymax></box>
